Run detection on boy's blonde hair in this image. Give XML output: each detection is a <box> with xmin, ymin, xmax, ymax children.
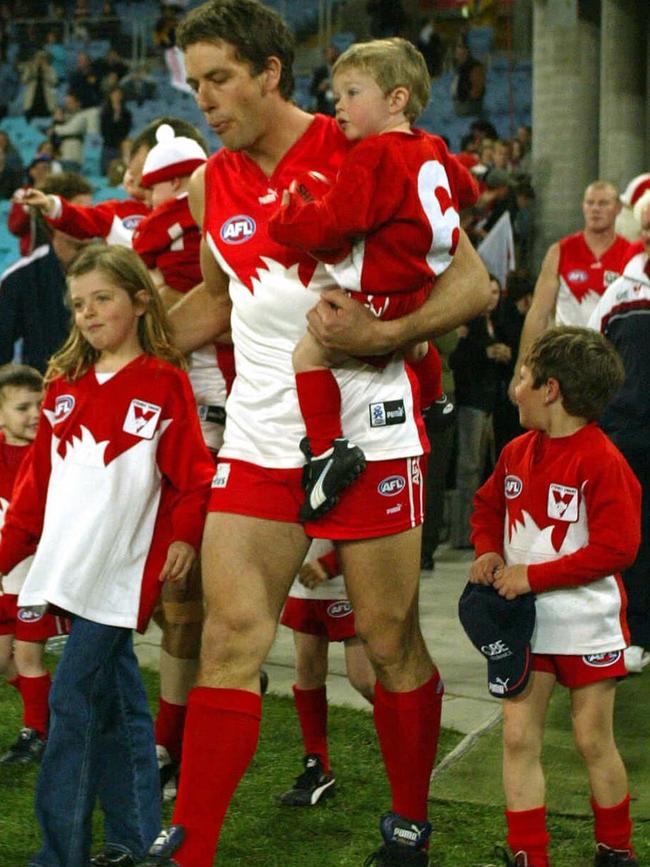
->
<box><xmin>524</xmin><ymin>326</ymin><xmax>624</xmax><ymax>422</ymax></box>
<box><xmin>46</xmin><ymin>244</ymin><xmax>186</xmax><ymax>384</ymax></box>
<box><xmin>332</xmin><ymin>37</ymin><xmax>431</xmax><ymax>123</ymax></box>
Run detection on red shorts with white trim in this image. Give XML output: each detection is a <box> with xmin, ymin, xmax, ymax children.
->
<box><xmin>281</xmin><ymin>596</ymin><xmax>356</xmax><ymax>642</ymax></box>
<box><xmin>0</xmin><ymin>595</ymin><xmax>70</xmax><ymax>642</ymax></box>
<box><xmin>532</xmin><ymin>650</ymin><xmax>627</xmax><ymax>688</ymax></box>
<box><xmin>209</xmin><ymin>456</ymin><xmax>425</xmax><ymax>540</ymax></box>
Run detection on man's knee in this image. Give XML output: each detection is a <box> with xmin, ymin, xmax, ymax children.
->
<box><xmin>354</xmin><ymin>610</ymin><xmax>420</xmax><ymax>669</ymax></box>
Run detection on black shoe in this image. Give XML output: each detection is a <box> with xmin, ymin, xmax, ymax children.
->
<box><xmin>0</xmin><ymin>727</ymin><xmax>46</xmax><ymax>765</ymax></box>
<box><xmin>260</xmin><ymin>669</ymin><xmax>269</xmax><ymax>696</ymax></box>
<box><xmin>493</xmin><ymin>846</ymin><xmax>529</xmax><ymax>866</ymax></box>
<box><xmin>138</xmin><ymin>826</ymin><xmax>184</xmax><ymax>865</ymax></box>
<box><xmin>420</xmin><ymin>553</ymin><xmax>434</xmax><ymax>571</ymax></box>
<box><xmin>299</xmin><ymin>436</ymin><xmax>366</xmax><ymax>521</ymax></box>
<box><xmin>279</xmin><ymin>754</ymin><xmax>336</xmax><ymax>806</ymax></box>
<box><xmin>156</xmin><ymin>745</ymin><xmax>179</xmax><ymax>802</ymax></box>
<box><xmin>89</xmin><ymin>850</ymin><xmax>136</xmax><ymax>866</ymax></box>
<box><xmin>422</xmin><ymin>392</ymin><xmax>456</xmax><ymax>430</ymax></box>
<box><xmin>364</xmin><ymin>812</ymin><xmax>432</xmax><ymax>865</ymax></box>
<box><xmin>594</xmin><ymin>844</ymin><xmax>638</xmax><ymax>866</ymax></box>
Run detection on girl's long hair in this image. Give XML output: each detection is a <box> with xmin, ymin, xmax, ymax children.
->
<box><xmin>45</xmin><ymin>243</ymin><xmax>187</xmax><ymax>384</ymax></box>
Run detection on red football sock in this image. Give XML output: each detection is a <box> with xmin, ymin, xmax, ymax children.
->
<box><xmin>373</xmin><ymin>670</ymin><xmax>444</xmax><ymax>822</ymax></box>
<box><xmin>172</xmin><ymin>687</ymin><xmax>262</xmax><ymax>867</ymax></box>
<box><xmin>19</xmin><ymin>673</ymin><xmax>51</xmax><ymax>737</ymax></box>
<box><xmin>295</xmin><ymin>369</ymin><xmax>343</xmax><ymax>455</ymax></box>
<box><xmin>293</xmin><ymin>685</ymin><xmax>329</xmax><ymax>772</ymax></box>
<box><xmin>409</xmin><ymin>343</ymin><xmax>443</xmax><ymax>410</ymax></box>
<box><xmin>505</xmin><ymin>806</ymin><xmax>550</xmax><ymax>867</ymax></box>
<box><xmin>591</xmin><ymin>794</ymin><xmax>633</xmax><ymax>851</ymax></box>
<box><xmin>155</xmin><ymin>697</ymin><xmax>187</xmax><ymax>762</ymax></box>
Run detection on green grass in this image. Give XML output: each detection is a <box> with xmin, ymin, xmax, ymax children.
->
<box><xmin>0</xmin><ymin>661</ymin><xmax>648</xmax><ymax>866</ymax></box>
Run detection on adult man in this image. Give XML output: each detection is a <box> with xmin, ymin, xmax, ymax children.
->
<box><xmin>589</xmin><ymin>200</ymin><xmax>650</xmax><ymax>676</ymax></box>
<box><xmin>144</xmin><ymin>3</ymin><xmax>490</xmax><ymax>865</ymax></box>
<box><xmin>0</xmin><ymin>172</ymin><xmax>92</xmax><ymax>373</ymax></box>
<box><xmin>510</xmin><ymin>180</ymin><xmax>630</xmax><ymax>398</ymax></box>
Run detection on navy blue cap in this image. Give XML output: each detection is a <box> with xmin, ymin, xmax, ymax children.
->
<box><xmin>458</xmin><ymin>582</ymin><xmax>535</xmax><ymax>699</ymax></box>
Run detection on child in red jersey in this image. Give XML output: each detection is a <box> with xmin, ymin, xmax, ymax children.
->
<box><xmin>0</xmin><ymin>364</ymin><xmax>66</xmax><ymax>766</ymax></box>
<box><xmin>469</xmin><ymin>327</ymin><xmax>641</xmax><ymax>867</ymax></box>
<box><xmin>269</xmin><ymin>38</ymin><xmax>470</xmax><ymax>522</ymax></box>
<box><xmin>0</xmin><ymin>245</ymin><xmax>214</xmax><ymax>867</ymax></box>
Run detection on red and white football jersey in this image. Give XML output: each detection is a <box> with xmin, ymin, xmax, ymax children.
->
<box><xmin>471</xmin><ymin>424</ymin><xmax>641</xmax><ymax>653</ymax></box>
<box><xmin>203</xmin><ymin>114</ymin><xmax>430</xmax><ymax>468</ymax></box>
<box><xmin>132</xmin><ymin>193</ymin><xmax>201</xmax><ymax>294</ymax></box>
<box><xmin>0</xmin><ymin>433</ymin><xmax>34</xmax><ymax>594</ymax></box>
<box><xmin>269</xmin><ymin>130</ymin><xmax>461</xmax><ymax>301</ymax></box>
<box><xmin>0</xmin><ymin>356</ymin><xmax>214</xmax><ymax>631</ymax></box>
<box><xmin>47</xmin><ymin>196</ymin><xmax>150</xmax><ymax>246</ymax></box>
<box><xmin>556</xmin><ymin>232</ymin><xmax>631</xmax><ymax>326</ymax></box>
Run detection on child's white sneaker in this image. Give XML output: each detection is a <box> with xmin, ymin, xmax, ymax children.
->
<box><xmin>624</xmin><ymin>645</ymin><xmax>645</xmax><ymax>673</ymax></box>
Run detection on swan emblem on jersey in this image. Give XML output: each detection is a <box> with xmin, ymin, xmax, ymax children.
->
<box><xmin>123</xmin><ymin>400</ymin><xmax>162</xmax><ymax>439</ymax></box>
<box><xmin>547</xmin><ymin>484</ymin><xmax>578</xmax><ymax>522</ymax></box>
<box><xmin>508</xmin><ymin>497</ymin><xmax>587</xmax><ymax>559</ymax></box>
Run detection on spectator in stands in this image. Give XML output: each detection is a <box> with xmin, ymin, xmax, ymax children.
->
<box><xmin>91</xmin><ymin>0</ymin><xmax>124</xmax><ymax>43</ymax></box>
<box><xmin>451</xmin><ymin>35</ymin><xmax>485</xmax><ymax>117</ymax></box>
<box><xmin>120</xmin><ymin>62</ymin><xmax>157</xmax><ymax>106</ymax></box>
<box><xmin>8</xmin><ymin>155</ymin><xmax>53</xmax><ymax>256</ymax></box>
<box><xmin>0</xmin><ymin>148</ymin><xmax>22</xmax><ymax>200</ymax></box>
<box><xmin>0</xmin><ymin>132</ymin><xmax>23</xmax><ymax>175</ymax></box>
<box><xmin>50</xmin><ymin>92</ymin><xmax>93</xmax><ymax>172</ymax></box>
<box><xmin>515</xmin><ymin>123</ymin><xmax>532</xmax><ymax>175</ymax></box>
<box><xmin>456</xmin><ymin>132</ymin><xmax>480</xmax><ymax>171</ymax></box>
<box><xmin>416</xmin><ymin>16</ymin><xmax>445</xmax><ymax>78</ymax></box>
<box><xmin>44</xmin><ymin>30</ymin><xmax>67</xmax><ymax>82</ymax></box>
<box><xmin>154</xmin><ymin>4</ymin><xmax>181</xmax><ymax>50</ymax></box>
<box><xmin>473</xmin><ymin>167</ymin><xmax>513</xmax><ymax>242</ymax></box>
<box><xmin>470</xmin><ymin>118</ymin><xmax>499</xmax><ymax>143</ymax></box>
<box><xmin>309</xmin><ymin>43</ymin><xmax>340</xmax><ymax>116</ymax></box>
<box><xmin>513</xmin><ymin>180</ymin><xmax>535</xmax><ymax>270</ymax></box>
<box><xmin>493</xmin><ymin>139</ymin><xmax>512</xmax><ymax>173</ymax></box>
<box><xmin>21</xmin><ymin>50</ymin><xmax>58</xmax><ymax>121</ymax></box>
<box><xmin>100</xmin><ymin>85</ymin><xmax>132</xmax><ymax>176</ymax></box>
<box><xmin>68</xmin><ymin>52</ymin><xmax>102</xmax><ymax>109</ymax></box>
<box><xmin>0</xmin><ymin>172</ymin><xmax>93</xmax><ymax>373</ymax></box>
<box><xmin>366</xmin><ymin>0</ymin><xmax>407</xmax><ymax>37</ymax></box>
<box><xmin>0</xmin><ymin>59</ymin><xmax>18</xmax><ymax>121</ymax></box>
<box><xmin>93</xmin><ymin>46</ymin><xmax>129</xmax><ymax>93</ymax></box>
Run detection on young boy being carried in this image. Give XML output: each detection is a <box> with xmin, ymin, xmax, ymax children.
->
<box><xmin>269</xmin><ymin>37</ymin><xmax>474</xmax><ymax>521</ymax></box>
<box><xmin>469</xmin><ymin>326</ymin><xmax>641</xmax><ymax>867</ymax></box>
<box><xmin>0</xmin><ymin>364</ymin><xmax>67</xmax><ymax>765</ymax></box>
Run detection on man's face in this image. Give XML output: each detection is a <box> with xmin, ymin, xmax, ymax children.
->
<box><xmin>184</xmin><ymin>40</ymin><xmax>270</xmax><ymax>153</ymax></box>
<box><xmin>640</xmin><ymin>204</ymin><xmax>650</xmax><ymax>255</ymax></box>
<box><xmin>582</xmin><ymin>184</ymin><xmax>621</xmax><ymax>233</ymax></box>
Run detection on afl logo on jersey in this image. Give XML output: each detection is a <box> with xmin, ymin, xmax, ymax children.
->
<box><xmin>122</xmin><ymin>214</ymin><xmax>144</xmax><ymax>231</ymax></box>
<box><xmin>327</xmin><ymin>601</ymin><xmax>352</xmax><ymax>619</ymax></box>
<box><xmin>18</xmin><ymin>607</ymin><xmax>44</xmax><ymax>623</ymax></box>
<box><xmin>583</xmin><ymin>651</ymin><xmax>621</xmax><ymax>668</ymax></box>
<box><xmin>54</xmin><ymin>394</ymin><xmax>75</xmax><ymax>423</ymax></box>
<box><xmin>378</xmin><ymin>475</ymin><xmax>406</xmax><ymax>497</ymax></box>
<box><xmin>220</xmin><ymin>215</ymin><xmax>256</xmax><ymax>244</ymax></box>
<box><xmin>568</xmin><ymin>269</ymin><xmax>588</xmax><ymax>283</ymax></box>
<box><xmin>504</xmin><ymin>475</ymin><xmax>522</xmax><ymax>499</ymax></box>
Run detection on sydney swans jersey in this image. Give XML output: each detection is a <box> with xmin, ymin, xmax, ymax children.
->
<box><xmin>269</xmin><ymin>130</ymin><xmax>461</xmax><ymax>300</ymax></box>
<box><xmin>471</xmin><ymin>425</ymin><xmax>641</xmax><ymax>653</ymax></box>
<box><xmin>556</xmin><ymin>232</ymin><xmax>630</xmax><ymax>327</ymax></box>
<box><xmin>0</xmin><ymin>435</ymin><xmax>33</xmax><ymax>595</ymax></box>
<box><xmin>204</xmin><ymin>115</ymin><xmax>429</xmax><ymax>467</ymax></box>
<box><xmin>0</xmin><ymin>357</ymin><xmax>214</xmax><ymax>631</ymax></box>
<box><xmin>47</xmin><ymin>196</ymin><xmax>149</xmax><ymax>246</ymax></box>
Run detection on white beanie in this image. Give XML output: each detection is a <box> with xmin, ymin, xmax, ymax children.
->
<box><xmin>140</xmin><ymin>123</ymin><xmax>207</xmax><ymax>187</ymax></box>
<box><xmin>620</xmin><ymin>173</ymin><xmax>650</xmax><ymax>207</ymax></box>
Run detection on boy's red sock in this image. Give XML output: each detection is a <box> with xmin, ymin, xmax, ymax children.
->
<box><xmin>7</xmin><ymin>674</ymin><xmax>20</xmax><ymax>692</ymax></box>
<box><xmin>409</xmin><ymin>344</ymin><xmax>443</xmax><ymax>410</ymax></box>
<box><xmin>505</xmin><ymin>806</ymin><xmax>550</xmax><ymax>867</ymax></box>
<box><xmin>154</xmin><ymin>697</ymin><xmax>187</xmax><ymax>762</ymax></box>
<box><xmin>19</xmin><ymin>673</ymin><xmax>51</xmax><ymax>737</ymax></box>
<box><xmin>591</xmin><ymin>794</ymin><xmax>633</xmax><ymax>851</ymax></box>
<box><xmin>295</xmin><ymin>369</ymin><xmax>343</xmax><ymax>455</ymax></box>
<box><xmin>373</xmin><ymin>670</ymin><xmax>443</xmax><ymax>822</ymax></box>
<box><xmin>293</xmin><ymin>685</ymin><xmax>329</xmax><ymax>771</ymax></box>
<box><xmin>172</xmin><ymin>687</ymin><xmax>261</xmax><ymax>867</ymax></box>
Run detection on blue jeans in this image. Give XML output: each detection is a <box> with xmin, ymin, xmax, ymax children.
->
<box><xmin>30</xmin><ymin>617</ymin><xmax>160</xmax><ymax>867</ymax></box>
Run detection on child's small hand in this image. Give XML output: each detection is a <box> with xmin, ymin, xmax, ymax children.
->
<box><xmin>492</xmin><ymin>564</ymin><xmax>531</xmax><ymax>600</ymax></box>
<box><xmin>298</xmin><ymin>559</ymin><xmax>329</xmax><ymax>590</ymax></box>
<box><xmin>281</xmin><ymin>188</ymin><xmax>290</xmax><ymax>206</ymax></box>
<box><xmin>159</xmin><ymin>541</ymin><xmax>196</xmax><ymax>584</ymax></box>
<box><xmin>470</xmin><ymin>552</ymin><xmax>504</xmax><ymax>585</ymax></box>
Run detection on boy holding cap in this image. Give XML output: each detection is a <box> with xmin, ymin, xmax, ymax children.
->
<box><xmin>469</xmin><ymin>326</ymin><xmax>641</xmax><ymax>867</ymax></box>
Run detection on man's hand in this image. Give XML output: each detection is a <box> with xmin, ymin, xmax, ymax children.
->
<box><xmin>307</xmin><ymin>288</ymin><xmax>387</xmax><ymax>356</ymax></box>
<box><xmin>159</xmin><ymin>541</ymin><xmax>196</xmax><ymax>584</ymax></box>
<box><xmin>469</xmin><ymin>552</ymin><xmax>504</xmax><ymax>585</ymax></box>
<box><xmin>492</xmin><ymin>564</ymin><xmax>531</xmax><ymax>600</ymax></box>
<box><xmin>298</xmin><ymin>559</ymin><xmax>329</xmax><ymax>590</ymax></box>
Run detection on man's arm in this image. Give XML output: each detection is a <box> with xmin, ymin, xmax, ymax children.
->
<box><xmin>507</xmin><ymin>241</ymin><xmax>560</xmax><ymax>399</ymax></box>
<box><xmin>167</xmin><ymin>165</ymin><xmax>232</xmax><ymax>353</ymax></box>
<box><xmin>306</xmin><ymin>229</ymin><xmax>491</xmax><ymax>355</ymax></box>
